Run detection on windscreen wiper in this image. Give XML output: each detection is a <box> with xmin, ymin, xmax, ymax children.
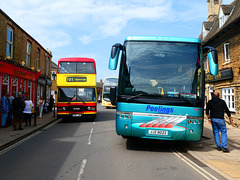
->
<box><xmin>180</xmin><ymin>98</ymin><xmax>196</xmax><ymax>106</ymax></box>
<box><xmin>127</xmin><ymin>93</ymin><xmax>148</xmax><ymax>101</ymax></box>
<box><xmin>77</xmin><ymin>95</ymin><xmax>86</xmax><ymax>105</ymax></box>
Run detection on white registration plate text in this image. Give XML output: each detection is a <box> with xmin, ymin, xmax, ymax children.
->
<box><xmin>148</xmin><ymin>130</ymin><xmax>168</xmax><ymax>135</ymax></box>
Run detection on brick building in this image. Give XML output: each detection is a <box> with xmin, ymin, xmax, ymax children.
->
<box><xmin>0</xmin><ymin>9</ymin><xmax>52</xmax><ymax>107</ymax></box>
<box><xmin>200</xmin><ymin>0</ymin><xmax>240</xmax><ymax>126</ymax></box>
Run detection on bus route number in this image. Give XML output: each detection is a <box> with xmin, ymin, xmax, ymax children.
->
<box><xmin>67</xmin><ymin>77</ymin><xmax>87</xmax><ymax>82</ymax></box>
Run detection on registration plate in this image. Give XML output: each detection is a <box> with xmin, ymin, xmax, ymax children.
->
<box><xmin>72</xmin><ymin>114</ymin><xmax>82</xmax><ymax>117</ymax></box>
<box><xmin>148</xmin><ymin>130</ymin><xmax>168</xmax><ymax>135</ymax></box>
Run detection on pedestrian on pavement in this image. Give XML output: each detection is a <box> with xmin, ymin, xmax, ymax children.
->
<box><xmin>206</xmin><ymin>91</ymin><xmax>233</xmax><ymax>153</ymax></box>
<box><xmin>0</xmin><ymin>91</ymin><xmax>10</xmax><ymax>128</ymax></box>
<box><xmin>6</xmin><ymin>93</ymin><xmax>15</xmax><ymax>127</ymax></box>
<box><xmin>23</xmin><ymin>95</ymin><xmax>34</xmax><ymax>127</ymax></box>
<box><xmin>12</xmin><ymin>92</ymin><xmax>25</xmax><ymax>130</ymax></box>
<box><xmin>38</xmin><ymin>96</ymin><xmax>45</xmax><ymax>118</ymax></box>
<box><xmin>49</xmin><ymin>95</ymin><xmax>55</xmax><ymax>112</ymax></box>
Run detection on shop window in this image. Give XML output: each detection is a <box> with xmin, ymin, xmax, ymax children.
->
<box><xmin>26</xmin><ymin>41</ymin><xmax>31</xmax><ymax>66</ymax></box>
<box><xmin>28</xmin><ymin>81</ymin><xmax>32</xmax><ymax>99</ymax></box>
<box><xmin>6</xmin><ymin>26</ymin><xmax>13</xmax><ymax>59</ymax></box>
<box><xmin>2</xmin><ymin>75</ymin><xmax>9</xmax><ymax>94</ymax></box>
<box><xmin>222</xmin><ymin>87</ymin><xmax>235</xmax><ymax>112</ymax></box>
<box><xmin>24</xmin><ymin>80</ymin><xmax>26</xmax><ymax>93</ymax></box>
<box><xmin>224</xmin><ymin>43</ymin><xmax>230</xmax><ymax>62</ymax></box>
<box><xmin>20</xmin><ymin>79</ymin><xmax>23</xmax><ymax>92</ymax></box>
<box><xmin>12</xmin><ymin>77</ymin><xmax>18</xmax><ymax>95</ymax></box>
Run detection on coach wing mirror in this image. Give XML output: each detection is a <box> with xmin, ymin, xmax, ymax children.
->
<box><xmin>203</xmin><ymin>46</ymin><xmax>218</xmax><ymax>75</ymax></box>
<box><xmin>109</xmin><ymin>43</ymin><xmax>123</xmax><ymax>70</ymax></box>
<box><xmin>110</xmin><ymin>87</ymin><xmax>117</xmax><ymax>105</ymax></box>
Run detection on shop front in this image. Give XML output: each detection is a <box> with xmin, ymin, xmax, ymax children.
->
<box><xmin>0</xmin><ymin>60</ymin><xmax>41</xmax><ymax>107</ymax></box>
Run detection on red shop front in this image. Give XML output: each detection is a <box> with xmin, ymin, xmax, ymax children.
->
<box><xmin>0</xmin><ymin>61</ymin><xmax>41</xmax><ymax>107</ymax></box>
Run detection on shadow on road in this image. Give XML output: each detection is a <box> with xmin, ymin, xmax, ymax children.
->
<box><xmin>126</xmin><ymin>138</ymin><xmax>188</xmax><ymax>153</ymax></box>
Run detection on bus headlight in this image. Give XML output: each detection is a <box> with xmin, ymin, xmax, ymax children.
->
<box><xmin>58</xmin><ymin>107</ymin><xmax>66</xmax><ymax>111</ymax></box>
<box><xmin>87</xmin><ymin>106</ymin><xmax>96</xmax><ymax>111</ymax></box>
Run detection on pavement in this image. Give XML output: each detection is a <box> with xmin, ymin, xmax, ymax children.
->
<box><xmin>187</xmin><ymin>120</ymin><xmax>240</xmax><ymax>180</ymax></box>
<box><xmin>0</xmin><ymin>111</ymin><xmax>240</xmax><ymax>179</ymax></box>
<box><xmin>0</xmin><ymin>110</ymin><xmax>58</xmax><ymax>151</ymax></box>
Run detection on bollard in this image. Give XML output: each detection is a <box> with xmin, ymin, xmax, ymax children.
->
<box><xmin>53</xmin><ymin>104</ymin><xmax>55</xmax><ymax>117</ymax></box>
<box><xmin>34</xmin><ymin>110</ymin><xmax>37</xmax><ymax>126</ymax></box>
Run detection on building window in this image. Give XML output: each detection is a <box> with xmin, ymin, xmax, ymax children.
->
<box><xmin>6</xmin><ymin>26</ymin><xmax>13</xmax><ymax>59</ymax></box>
<box><xmin>37</xmin><ymin>48</ymin><xmax>40</xmax><ymax>70</ymax></box>
<box><xmin>51</xmin><ymin>71</ymin><xmax>56</xmax><ymax>80</ymax></box>
<box><xmin>26</xmin><ymin>41</ymin><xmax>31</xmax><ymax>66</ymax></box>
<box><xmin>222</xmin><ymin>87</ymin><xmax>235</xmax><ymax>112</ymax></box>
<box><xmin>224</xmin><ymin>43</ymin><xmax>230</xmax><ymax>62</ymax></box>
<box><xmin>219</xmin><ymin>15</ymin><xmax>225</xmax><ymax>28</ymax></box>
<box><xmin>46</xmin><ymin>55</ymin><xmax>49</xmax><ymax>76</ymax></box>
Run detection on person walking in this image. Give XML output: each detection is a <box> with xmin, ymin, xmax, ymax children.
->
<box><xmin>23</xmin><ymin>95</ymin><xmax>34</xmax><ymax>126</ymax></box>
<box><xmin>12</xmin><ymin>92</ymin><xmax>25</xmax><ymax>130</ymax></box>
<box><xmin>206</xmin><ymin>91</ymin><xmax>233</xmax><ymax>153</ymax></box>
<box><xmin>49</xmin><ymin>95</ymin><xmax>54</xmax><ymax>112</ymax></box>
<box><xmin>7</xmin><ymin>93</ymin><xmax>15</xmax><ymax>127</ymax></box>
<box><xmin>0</xmin><ymin>91</ymin><xmax>10</xmax><ymax>128</ymax></box>
<box><xmin>38</xmin><ymin>96</ymin><xmax>45</xmax><ymax>118</ymax></box>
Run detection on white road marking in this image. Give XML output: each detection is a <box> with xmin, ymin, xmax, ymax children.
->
<box><xmin>77</xmin><ymin>159</ymin><xmax>87</xmax><ymax>180</ymax></box>
<box><xmin>173</xmin><ymin>150</ymin><xmax>218</xmax><ymax>180</ymax></box>
<box><xmin>88</xmin><ymin>128</ymin><xmax>94</xmax><ymax>145</ymax></box>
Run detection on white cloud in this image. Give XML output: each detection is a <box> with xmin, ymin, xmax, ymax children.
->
<box><xmin>1</xmin><ymin>0</ymin><xmax>207</xmax><ymax>47</ymax></box>
<box><xmin>78</xmin><ymin>35</ymin><xmax>93</xmax><ymax>45</ymax></box>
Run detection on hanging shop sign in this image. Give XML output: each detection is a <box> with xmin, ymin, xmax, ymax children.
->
<box><xmin>205</xmin><ymin>68</ymin><xmax>233</xmax><ymax>83</ymax></box>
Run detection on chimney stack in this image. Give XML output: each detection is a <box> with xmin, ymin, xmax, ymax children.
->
<box><xmin>207</xmin><ymin>0</ymin><xmax>222</xmax><ymax>21</ymax></box>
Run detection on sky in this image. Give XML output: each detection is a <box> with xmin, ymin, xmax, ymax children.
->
<box><xmin>0</xmin><ymin>0</ymin><xmax>234</xmax><ymax>82</ymax></box>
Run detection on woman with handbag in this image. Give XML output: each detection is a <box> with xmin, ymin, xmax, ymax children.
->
<box><xmin>23</xmin><ymin>95</ymin><xmax>34</xmax><ymax>126</ymax></box>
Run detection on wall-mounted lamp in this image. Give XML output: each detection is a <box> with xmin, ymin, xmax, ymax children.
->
<box><xmin>6</xmin><ymin>56</ymin><xmax>11</xmax><ymax>60</ymax></box>
<box><xmin>21</xmin><ymin>60</ymin><xmax>25</xmax><ymax>66</ymax></box>
<box><xmin>5</xmin><ymin>53</ymin><xmax>11</xmax><ymax>60</ymax></box>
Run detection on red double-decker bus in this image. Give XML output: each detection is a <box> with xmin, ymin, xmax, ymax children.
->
<box><xmin>56</xmin><ymin>57</ymin><xmax>97</xmax><ymax>120</ymax></box>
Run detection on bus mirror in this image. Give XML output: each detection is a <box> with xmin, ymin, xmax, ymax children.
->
<box><xmin>109</xmin><ymin>43</ymin><xmax>123</xmax><ymax>70</ymax></box>
<box><xmin>110</xmin><ymin>87</ymin><xmax>117</xmax><ymax>105</ymax></box>
<box><xmin>203</xmin><ymin>46</ymin><xmax>218</xmax><ymax>75</ymax></box>
<box><xmin>55</xmin><ymin>91</ymin><xmax>57</xmax><ymax>95</ymax></box>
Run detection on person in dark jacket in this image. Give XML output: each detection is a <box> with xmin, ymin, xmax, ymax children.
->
<box><xmin>206</xmin><ymin>91</ymin><xmax>233</xmax><ymax>153</ymax></box>
<box><xmin>12</xmin><ymin>92</ymin><xmax>25</xmax><ymax>130</ymax></box>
